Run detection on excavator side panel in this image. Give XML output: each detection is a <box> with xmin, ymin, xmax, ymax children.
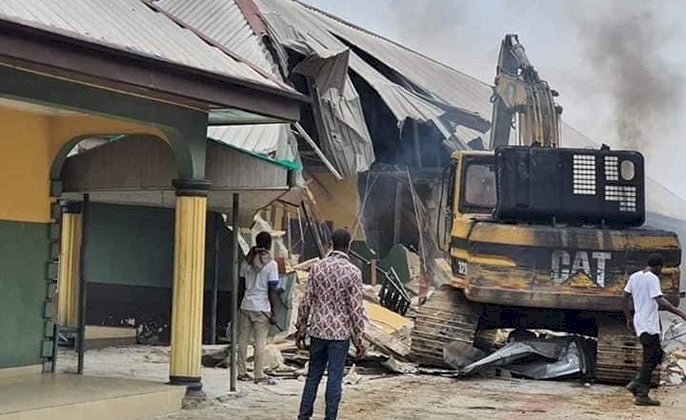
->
<box><xmin>449</xmin><ymin>222</ymin><xmax>681</xmax><ymax>311</ymax></box>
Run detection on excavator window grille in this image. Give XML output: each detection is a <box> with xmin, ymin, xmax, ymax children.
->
<box><xmin>573</xmin><ymin>154</ymin><xmax>596</xmax><ymax>195</ymax></box>
<box><xmin>604</xmin><ymin>156</ymin><xmax>619</xmax><ymax>181</ymax></box>
<box><xmin>605</xmin><ymin>185</ymin><xmax>637</xmax><ymax>212</ymax></box>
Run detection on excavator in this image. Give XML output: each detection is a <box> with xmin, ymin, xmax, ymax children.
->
<box><xmin>411</xmin><ymin>34</ymin><xmax>682</xmax><ymax>384</ymax></box>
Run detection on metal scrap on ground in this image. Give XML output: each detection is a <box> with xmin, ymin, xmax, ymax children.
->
<box><xmin>442</xmin><ymin>333</ymin><xmax>594</xmax><ymax>381</ymax></box>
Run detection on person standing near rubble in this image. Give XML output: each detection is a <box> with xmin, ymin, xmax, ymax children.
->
<box><xmin>237</xmin><ymin>231</ymin><xmax>279</xmax><ymax>385</ymax></box>
<box><xmin>623</xmin><ymin>253</ymin><xmax>686</xmax><ymax>406</ymax></box>
<box><xmin>296</xmin><ymin>229</ymin><xmax>367</xmax><ymax>420</ymax></box>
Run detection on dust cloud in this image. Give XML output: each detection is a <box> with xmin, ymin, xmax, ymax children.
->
<box><xmin>389</xmin><ymin>0</ymin><xmax>496</xmax><ymax>82</ymax></box>
<box><xmin>578</xmin><ymin>0</ymin><xmax>683</xmax><ymax>151</ymax></box>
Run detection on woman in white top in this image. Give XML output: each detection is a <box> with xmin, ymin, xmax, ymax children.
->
<box><xmin>237</xmin><ymin>231</ymin><xmax>280</xmax><ymax>384</ymax></box>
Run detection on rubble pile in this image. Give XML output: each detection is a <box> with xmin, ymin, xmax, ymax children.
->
<box><xmin>661</xmin><ymin>321</ymin><xmax>686</xmax><ymax>386</ymax></box>
<box><xmin>202</xmin><ymin>251</ymin><xmax>423</xmax><ymax>382</ymax></box>
<box><xmin>662</xmin><ymin>348</ymin><xmax>686</xmax><ymax>386</ymax></box>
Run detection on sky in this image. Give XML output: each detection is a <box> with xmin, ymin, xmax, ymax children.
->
<box><xmin>302</xmin><ymin>0</ymin><xmax>686</xmax><ymax>198</ymax></box>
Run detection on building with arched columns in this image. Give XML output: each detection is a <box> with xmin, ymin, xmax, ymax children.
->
<box><xmin>0</xmin><ymin>0</ymin><xmax>304</xmax><ymax>409</ymax></box>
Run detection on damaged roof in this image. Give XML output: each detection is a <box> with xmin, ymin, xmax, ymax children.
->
<box><xmin>0</xmin><ymin>0</ymin><xmax>294</xmax><ymax>93</ymax></box>
<box><xmin>156</xmin><ymin>0</ymin><xmax>281</xmax><ymax>77</ymax></box>
<box><xmin>297</xmin><ymin>1</ymin><xmax>493</xmax><ymax>118</ymax></box>
<box><xmin>292</xmin><ymin>1</ymin><xmax>599</xmax><ymax>148</ymax></box>
<box><xmin>130</xmin><ymin>0</ymin><xmax>594</xmax><ymax>174</ymax></box>
<box><xmin>255</xmin><ymin>0</ymin><xmax>490</xmax><ymax>143</ymax></box>
<box><xmin>156</xmin><ymin>0</ymin><xmax>301</xmax><ymax>165</ymax></box>
<box><xmin>208</xmin><ymin>124</ymin><xmax>296</xmax><ymax>160</ymax></box>
<box><xmin>150</xmin><ymin>0</ymin><xmax>495</xmax><ymax>170</ymax></box>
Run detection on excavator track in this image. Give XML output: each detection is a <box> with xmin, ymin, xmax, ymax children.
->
<box><xmin>595</xmin><ymin>316</ymin><xmax>660</xmax><ymax>386</ymax></box>
<box><xmin>411</xmin><ymin>286</ymin><xmax>480</xmax><ymax>367</ymax></box>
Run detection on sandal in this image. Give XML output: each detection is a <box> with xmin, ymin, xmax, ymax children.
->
<box><xmin>254</xmin><ymin>376</ymin><xmax>277</xmax><ymax>385</ymax></box>
<box><xmin>237</xmin><ymin>374</ymin><xmax>252</xmax><ymax>382</ymax></box>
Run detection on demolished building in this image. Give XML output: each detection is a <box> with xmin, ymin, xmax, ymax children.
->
<box><xmin>154</xmin><ymin>0</ymin><xmax>686</xmax><ymax>309</ymax></box>
<box><xmin>158</xmin><ymin>0</ymin><xmax>493</xmax><ymax>270</ymax></box>
<box><xmin>73</xmin><ymin>0</ymin><xmax>686</xmax><ymax>340</ymax></box>
<box><xmin>184</xmin><ymin>3</ymin><xmax>673</xmax><ymax>249</ymax></box>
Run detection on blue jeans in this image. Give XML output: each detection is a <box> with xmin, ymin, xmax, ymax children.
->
<box><xmin>298</xmin><ymin>337</ymin><xmax>350</xmax><ymax>420</ymax></box>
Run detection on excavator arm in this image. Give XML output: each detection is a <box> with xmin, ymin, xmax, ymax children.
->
<box><xmin>489</xmin><ymin>34</ymin><xmax>562</xmax><ymax>149</ymax></box>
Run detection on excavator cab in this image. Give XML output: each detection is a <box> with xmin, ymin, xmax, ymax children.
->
<box><xmin>437</xmin><ymin>151</ymin><xmax>495</xmax><ymax>251</ymax></box>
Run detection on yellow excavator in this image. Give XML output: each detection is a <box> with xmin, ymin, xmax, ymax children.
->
<box><xmin>411</xmin><ymin>34</ymin><xmax>682</xmax><ymax>384</ymax></box>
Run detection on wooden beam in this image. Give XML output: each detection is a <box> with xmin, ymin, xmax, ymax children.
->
<box><xmin>413</xmin><ymin>120</ymin><xmax>422</xmax><ymax>168</ymax></box>
<box><xmin>393</xmin><ymin>181</ymin><xmax>403</xmax><ymax>245</ymax></box>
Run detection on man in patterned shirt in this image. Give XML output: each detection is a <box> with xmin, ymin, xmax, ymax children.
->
<box><xmin>296</xmin><ymin>229</ymin><xmax>367</xmax><ymax>420</ymax></box>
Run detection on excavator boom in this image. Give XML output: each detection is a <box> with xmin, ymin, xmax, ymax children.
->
<box><xmin>489</xmin><ymin>34</ymin><xmax>562</xmax><ymax>149</ymax></box>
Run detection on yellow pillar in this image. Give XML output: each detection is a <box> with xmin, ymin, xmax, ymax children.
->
<box><xmin>169</xmin><ymin>179</ymin><xmax>211</xmax><ymax>391</ymax></box>
<box><xmin>57</xmin><ymin>201</ymin><xmax>82</xmax><ymax>328</ymax></box>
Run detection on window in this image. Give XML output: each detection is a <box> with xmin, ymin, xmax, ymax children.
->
<box><xmin>463</xmin><ymin>163</ymin><xmax>496</xmax><ymax>211</ymax></box>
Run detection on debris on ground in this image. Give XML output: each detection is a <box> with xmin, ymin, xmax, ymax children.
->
<box><xmin>364</xmin><ymin>323</ymin><xmax>411</xmax><ymax>361</ymax></box>
<box><xmin>661</xmin><ymin>321</ymin><xmax>686</xmax><ymax>386</ymax></box>
<box><xmin>58</xmin><ymin>345</ymin><xmax>686</xmax><ymax>420</ymax></box>
<box><xmin>263</xmin><ymin>345</ymin><xmax>287</xmax><ymax>372</ymax></box>
<box><xmin>458</xmin><ymin>335</ymin><xmax>593</xmax><ymax>380</ymax></box>
<box><xmin>431</xmin><ymin>258</ymin><xmax>453</xmax><ymax>287</ymax></box>
<box><xmin>343</xmin><ymin>364</ymin><xmax>363</xmax><ymax>386</ymax></box>
<box><xmin>202</xmin><ymin>346</ymin><xmax>231</xmax><ymax>368</ymax></box>
<box><xmin>664</xmin><ymin>320</ymin><xmax>686</xmax><ymax>350</ymax></box>
<box><xmin>382</xmin><ymin>356</ymin><xmax>418</xmax><ymax>374</ymax></box>
<box><xmin>364</xmin><ymin>301</ymin><xmax>412</xmax><ymax>341</ymax></box>
<box><xmin>363</xmin><ymin>284</ymin><xmax>382</xmax><ymax>303</ymax></box>
<box><xmin>443</xmin><ymin>341</ymin><xmax>487</xmax><ymax>369</ymax></box>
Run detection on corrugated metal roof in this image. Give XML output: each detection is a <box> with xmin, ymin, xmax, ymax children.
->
<box><xmin>0</xmin><ymin>0</ymin><xmax>284</xmax><ymax>89</ymax></box>
<box><xmin>255</xmin><ymin>0</ymin><xmax>480</xmax><ymax>131</ymax></box>
<box><xmin>208</xmin><ymin>123</ymin><xmax>293</xmax><ymax>157</ymax></box>
<box><xmin>156</xmin><ymin>0</ymin><xmax>301</xmax><ymax>160</ymax></box>
<box><xmin>295</xmin><ymin>1</ymin><xmax>494</xmax><ymax>122</ymax></box>
<box><xmin>347</xmin><ymin>53</ymin><xmax>448</xmax><ymax>124</ymax></box>
<box><xmin>252</xmin><ymin>0</ymin><xmax>378</xmax><ymax>176</ymax></box>
<box><xmin>157</xmin><ymin>0</ymin><xmax>280</xmax><ymax>77</ymax></box>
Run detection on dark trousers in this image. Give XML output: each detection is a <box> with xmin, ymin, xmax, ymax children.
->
<box><xmin>298</xmin><ymin>337</ymin><xmax>350</xmax><ymax>420</ymax></box>
<box><xmin>636</xmin><ymin>333</ymin><xmax>664</xmax><ymax>392</ymax></box>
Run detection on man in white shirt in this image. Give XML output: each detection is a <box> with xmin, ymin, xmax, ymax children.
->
<box><xmin>623</xmin><ymin>253</ymin><xmax>686</xmax><ymax>406</ymax></box>
<box><xmin>237</xmin><ymin>231</ymin><xmax>280</xmax><ymax>384</ymax></box>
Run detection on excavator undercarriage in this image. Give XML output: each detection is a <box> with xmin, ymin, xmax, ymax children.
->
<box><xmin>412</xmin><ymin>287</ymin><xmax>663</xmax><ymax>384</ymax></box>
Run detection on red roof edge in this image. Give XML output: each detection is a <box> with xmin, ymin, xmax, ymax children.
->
<box><xmin>234</xmin><ymin>0</ymin><xmax>268</xmax><ymax>37</ymax></box>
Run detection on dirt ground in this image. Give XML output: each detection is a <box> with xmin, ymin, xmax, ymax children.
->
<box><xmin>57</xmin><ymin>345</ymin><xmax>686</xmax><ymax>419</ymax></box>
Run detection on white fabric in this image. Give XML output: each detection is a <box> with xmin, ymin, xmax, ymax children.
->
<box><xmin>240</xmin><ymin>260</ymin><xmax>279</xmax><ymax>312</ymax></box>
<box><xmin>624</xmin><ymin>270</ymin><xmax>663</xmax><ymax>336</ymax></box>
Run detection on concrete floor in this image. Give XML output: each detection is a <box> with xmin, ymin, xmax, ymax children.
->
<box><xmin>0</xmin><ymin>373</ymin><xmax>184</xmax><ymax>420</ymax></box>
<box><xmin>51</xmin><ymin>344</ymin><xmax>686</xmax><ymax>419</ymax></box>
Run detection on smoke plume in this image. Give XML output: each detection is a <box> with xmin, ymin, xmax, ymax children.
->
<box><xmin>578</xmin><ymin>1</ymin><xmax>683</xmax><ymax>150</ymax></box>
<box><xmin>389</xmin><ymin>0</ymin><xmax>496</xmax><ymax>79</ymax></box>
<box><xmin>391</xmin><ymin>0</ymin><xmax>465</xmax><ymax>44</ymax></box>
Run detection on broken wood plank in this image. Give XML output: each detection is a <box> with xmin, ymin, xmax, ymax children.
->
<box><xmin>393</xmin><ymin>181</ymin><xmax>403</xmax><ymax>245</ymax></box>
<box><xmin>364</xmin><ymin>322</ymin><xmax>411</xmax><ymax>362</ymax></box>
<box><xmin>292</xmin><ymin>258</ymin><xmax>320</xmax><ymax>272</ymax></box>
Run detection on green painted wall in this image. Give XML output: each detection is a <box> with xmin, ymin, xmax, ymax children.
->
<box><xmin>85</xmin><ymin>203</ymin><xmax>231</xmax><ymax>291</ymax></box>
<box><xmin>85</xmin><ymin>203</ymin><xmax>175</xmax><ymax>288</ymax></box>
<box><xmin>0</xmin><ymin>220</ymin><xmax>48</xmax><ymax>368</ymax></box>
